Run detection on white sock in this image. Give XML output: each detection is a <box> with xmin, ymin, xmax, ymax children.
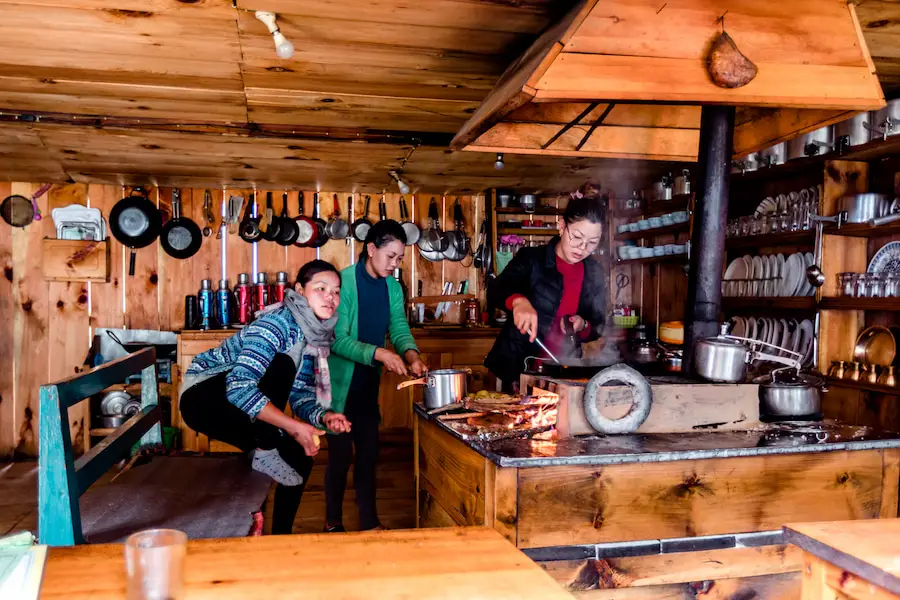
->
<box><xmin>251</xmin><ymin>448</ymin><xmax>303</xmax><ymax>486</ymax></box>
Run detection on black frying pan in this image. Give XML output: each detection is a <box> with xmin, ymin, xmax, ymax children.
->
<box><xmin>276</xmin><ymin>192</ymin><xmax>300</xmax><ymax>246</ymax></box>
<box><xmin>309</xmin><ymin>192</ymin><xmax>329</xmax><ymax>248</ymax></box>
<box><xmin>261</xmin><ymin>191</ymin><xmax>282</xmax><ymax>242</ymax></box>
<box><xmin>352</xmin><ymin>195</ymin><xmax>373</xmax><ymax>242</ymax></box>
<box><xmin>240</xmin><ymin>193</ymin><xmax>261</xmax><ymax>243</ymax></box>
<box><xmin>109</xmin><ymin>187</ymin><xmax>162</xmax><ymax>276</ymax></box>
<box><xmin>160</xmin><ymin>188</ymin><xmax>202</xmax><ymax>260</ymax></box>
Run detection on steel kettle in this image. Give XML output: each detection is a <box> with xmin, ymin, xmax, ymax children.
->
<box><xmin>693</xmin><ymin>324</ymin><xmax>800</xmax><ymax>383</ymax></box>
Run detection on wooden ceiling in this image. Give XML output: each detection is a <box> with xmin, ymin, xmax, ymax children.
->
<box><xmin>0</xmin><ymin>0</ymin><xmax>898</xmax><ymax>191</ymax></box>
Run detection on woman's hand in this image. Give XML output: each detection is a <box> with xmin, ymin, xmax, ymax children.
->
<box><xmin>323</xmin><ymin>411</ymin><xmax>352</xmax><ymax>433</ymax></box>
<box><xmin>561</xmin><ymin>315</ymin><xmax>587</xmax><ymax>334</ymax></box>
<box><xmin>288</xmin><ymin>421</ymin><xmax>326</xmax><ymax>456</ymax></box>
<box><xmin>405</xmin><ymin>350</ymin><xmax>428</xmax><ymax>377</ymax></box>
<box><xmin>511</xmin><ymin>296</ymin><xmax>538</xmax><ymax>342</ymax></box>
<box><xmin>375</xmin><ymin>347</ymin><xmax>408</xmax><ymax>376</ymax></box>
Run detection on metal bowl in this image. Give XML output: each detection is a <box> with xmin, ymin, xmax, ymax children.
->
<box><xmin>854</xmin><ymin>326</ymin><xmax>896</xmax><ymax>366</ymax></box>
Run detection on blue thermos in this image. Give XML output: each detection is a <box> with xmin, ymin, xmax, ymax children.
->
<box><xmin>216</xmin><ymin>279</ymin><xmax>232</xmax><ymax>329</ymax></box>
<box><xmin>198</xmin><ymin>279</ymin><xmax>214</xmax><ymax>330</ymax></box>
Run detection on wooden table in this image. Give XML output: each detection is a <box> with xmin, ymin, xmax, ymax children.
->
<box><xmin>785</xmin><ymin>519</ymin><xmax>900</xmax><ymax>599</ymax></box>
<box><xmin>40</xmin><ymin>526</ymin><xmax>573</xmax><ymax>599</ymax></box>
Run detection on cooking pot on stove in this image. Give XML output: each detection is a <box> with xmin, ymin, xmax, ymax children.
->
<box><xmin>693</xmin><ymin>326</ymin><xmax>800</xmax><ymax>383</ymax></box>
<box><xmin>754</xmin><ymin>371</ymin><xmax>824</xmax><ymax>421</ymax></box>
<box><xmin>397</xmin><ymin>369</ymin><xmax>468</xmax><ymax>409</ymax></box>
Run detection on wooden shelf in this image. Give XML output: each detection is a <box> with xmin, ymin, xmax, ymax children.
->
<box><xmin>615</xmin><ymin>222</ymin><xmax>689</xmax><ymax>241</ymax></box>
<box><xmin>89</xmin><ymin>428</ymin><xmax>116</xmax><ymax>437</ymax></box>
<box><xmin>725</xmin><ymin>230</ymin><xmax>815</xmax><ymax>250</ymax></box>
<box><xmin>823</xmin><ymin>221</ymin><xmax>900</xmax><ymax>238</ymax></box>
<box><xmin>825</xmin><ymin>377</ymin><xmax>900</xmax><ymax>396</ymax></box>
<box><xmin>616</xmin><ymin>254</ymin><xmax>687</xmax><ymax>266</ymax></box>
<box><xmin>613</xmin><ymin>195</ymin><xmax>692</xmax><ymax>219</ymax></box>
<box><xmin>722</xmin><ymin>296</ymin><xmax>817</xmax><ymax>311</ymax></box>
<box><xmin>495</xmin><ymin>206</ymin><xmax>563</xmax><ymax>216</ymax></box>
<box><xmin>497</xmin><ymin>227</ymin><xmax>558</xmax><ymax>236</ymax></box>
<box><xmin>820</xmin><ymin>297</ymin><xmax>900</xmax><ymax>311</ymax></box>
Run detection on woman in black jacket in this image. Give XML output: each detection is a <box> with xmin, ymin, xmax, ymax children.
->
<box><xmin>485</xmin><ymin>191</ymin><xmax>608</xmax><ymax>389</ymax></box>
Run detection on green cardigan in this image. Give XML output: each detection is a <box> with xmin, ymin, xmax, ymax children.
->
<box><xmin>328</xmin><ymin>264</ymin><xmax>418</xmax><ymax>414</ymax></box>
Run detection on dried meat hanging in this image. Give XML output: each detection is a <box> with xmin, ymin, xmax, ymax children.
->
<box><xmin>707</xmin><ymin>13</ymin><xmax>758</xmax><ymax>89</ymax></box>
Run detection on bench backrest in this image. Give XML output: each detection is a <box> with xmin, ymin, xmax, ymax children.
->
<box><xmin>38</xmin><ymin>347</ymin><xmax>162</xmax><ymax>546</ymax></box>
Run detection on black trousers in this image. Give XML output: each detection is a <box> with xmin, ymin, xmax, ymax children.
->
<box><xmin>324</xmin><ymin>400</ymin><xmax>380</xmax><ymax>530</ymax></box>
<box><xmin>180</xmin><ymin>354</ymin><xmax>313</xmax><ymax>535</ymax></box>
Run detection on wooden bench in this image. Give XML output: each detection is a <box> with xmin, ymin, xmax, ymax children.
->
<box><xmin>38</xmin><ymin>347</ymin><xmax>272</xmax><ymax>547</ymax></box>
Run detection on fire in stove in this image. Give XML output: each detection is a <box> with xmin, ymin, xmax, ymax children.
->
<box><xmin>433</xmin><ymin>389</ymin><xmax>560</xmax><ymax>441</ymax></box>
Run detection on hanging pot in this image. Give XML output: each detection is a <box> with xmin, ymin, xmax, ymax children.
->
<box><xmin>419</xmin><ymin>198</ymin><xmax>448</xmax><ymax>253</ymax></box>
<box><xmin>835</xmin><ymin>112</ymin><xmax>873</xmax><ymax>150</ymax></box>
<box><xmin>260</xmin><ymin>191</ymin><xmax>282</xmax><ymax>242</ymax></box>
<box><xmin>398</xmin><ymin>196</ymin><xmax>420</xmax><ymax>246</ymax></box>
<box><xmin>325</xmin><ymin>193</ymin><xmax>349</xmax><ymax>240</ymax></box>
<box><xmin>352</xmin><ymin>194</ymin><xmax>374</xmax><ymax>242</ymax></box>
<box><xmin>239</xmin><ymin>192</ymin><xmax>261</xmax><ymax>244</ymax></box>
<box><xmin>1</xmin><ymin>183</ymin><xmax>51</xmax><ymax>228</ymax></box>
<box><xmin>308</xmin><ymin>193</ymin><xmax>329</xmax><ymax>248</ymax></box>
<box><xmin>109</xmin><ymin>187</ymin><xmax>162</xmax><ymax>276</ymax></box>
<box><xmin>787</xmin><ymin>126</ymin><xmax>835</xmax><ymax>160</ymax></box>
<box><xmin>442</xmin><ymin>199</ymin><xmax>468</xmax><ymax>262</ymax></box>
<box><xmin>160</xmin><ymin>188</ymin><xmax>202</xmax><ymax>260</ymax></box>
<box><xmin>293</xmin><ymin>191</ymin><xmax>317</xmax><ymax>247</ymax></box>
<box><xmin>275</xmin><ymin>192</ymin><xmax>300</xmax><ymax>246</ymax></box>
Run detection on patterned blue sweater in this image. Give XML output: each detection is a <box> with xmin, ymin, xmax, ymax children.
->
<box><xmin>186</xmin><ymin>307</ymin><xmax>326</xmax><ymax>426</ymax></box>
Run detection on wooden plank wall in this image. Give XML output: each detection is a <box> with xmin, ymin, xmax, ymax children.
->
<box><xmin>0</xmin><ymin>182</ymin><xmax>484</xmax><ymax>459</ymax></box>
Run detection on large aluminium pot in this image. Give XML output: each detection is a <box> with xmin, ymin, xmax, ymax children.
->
<box><xmin>753</xmin><ymin>372</ymin><xmax>823</xmax><ymax>420</ymax></box>
<box><xmin>871</xmin><ymin>99</ymin><xmax>900</xmax><ymax>139</ymax></box>
<box><xmin>834</xmin><ymin>112</ymin><xmax>873</xmax><ymax>149</ymax></box>
<box><xmin>838</xmin><ymin>193</ymin><xmax>890</xmax><ymax>224</ymax></box>
<box><xmin>787</xmin><ymin>126</ymin><xmax>834</xmax><ymax>160</ymax></box>
<box><xmin>397</xmin><ymin>369</ymin><xmax>468</xmax><ymax>409</ymax></box>
<box><xmin>693</xmin><ymin>336</ymin><xmax>749</xmax><ymax>382</ymax></box>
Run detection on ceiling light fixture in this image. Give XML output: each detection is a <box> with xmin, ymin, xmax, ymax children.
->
<box><xmin>255</xmin><ymin>11</ymin><xmax>294</xmax><ymax>59</ymax></box>
<box><xmin>390</xmin><ymin>170</ymin><xmax>410</xmax><ymax>195</ymax></box>
<box><xmin>494</xmin><ymin>153</ymin><xmax>505</xmax><ymax>170</ymax></box>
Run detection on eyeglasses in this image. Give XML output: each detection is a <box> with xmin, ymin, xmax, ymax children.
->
<box><xmin>564</xmin><ymin>227</ymin><xmax>601</xmax><ymax>251</ymax></box>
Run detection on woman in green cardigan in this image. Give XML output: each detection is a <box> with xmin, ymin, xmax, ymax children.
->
<box><xmin>326</xmin><ymin>219</ymin><xmax>426</xmax><ymax>531</ymax></box>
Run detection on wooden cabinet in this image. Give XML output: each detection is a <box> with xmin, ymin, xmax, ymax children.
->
<box><xmin>176</xmin><ymin>328</ymin><xmax>499</xmax><ymax>451</ymax></box>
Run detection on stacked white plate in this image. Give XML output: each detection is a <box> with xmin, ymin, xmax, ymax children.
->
<box><xmin>730</xmin><ymin>316</ymin><xmax>815</xmax><ymax>367</ymax></box>
<box><xmin>722</xmin><ymin>252</ymin><xmax>816</xmax><ymax>297</ymax></box>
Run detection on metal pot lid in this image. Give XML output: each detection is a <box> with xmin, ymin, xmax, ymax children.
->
<box><xmin>753</xmin><ymin>372</ymin><xmax>824</xmax><ymax>387</ymax></box>
<box><xmin>699</xmin><ymin>336</ymin><xmax>745</xmax><ymax>348</ymax></box>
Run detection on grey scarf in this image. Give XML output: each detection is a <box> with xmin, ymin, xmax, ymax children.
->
<box><xmin>258</xmin><ymin>289</ymin><xmax>337</xmax><ymax>408</ymax></box>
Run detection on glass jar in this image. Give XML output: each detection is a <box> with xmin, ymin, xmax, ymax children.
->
<box><xmin>867</xmin><ymin>274</ymin><xmax>885</xmax><ymax>299</ymax></box>
<box><xmin>855</xmin><ymin>274</ymin><xmax>869</xmax><ymax>298</ymax></box>
<box><xmin>886</xmin><ymin>274</ymin><xmax>900</xmax><ymax>298</ymax></box>
<box><xmin>838</xmin><ymin>273</ymin><xmax>855</xmax><ymax>297</ymax></box>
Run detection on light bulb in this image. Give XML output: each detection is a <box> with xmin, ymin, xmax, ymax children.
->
<box><xmin>494</xmin><ymin>153</ymin><xmax>504</xmax><ymax>170</ymax></box>
<box><xmin>398</xmin><ymin>180</ymin><xmax>410</xmax><ymax>194</ymax></box>
<box><xmin>273</xmin><ymin>32</ymin><xmax>294</xmax><ymax>59</ymax></box>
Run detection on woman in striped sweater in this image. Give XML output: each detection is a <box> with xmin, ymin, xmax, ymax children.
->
<box><xmin>180</xmin><ymin>259</ymin><xmax>349</xmax><ymax>534</ymax></box>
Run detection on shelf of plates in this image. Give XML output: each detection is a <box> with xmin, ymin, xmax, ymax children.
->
<box><xmin>615</xmin><ymin>222</ymin><xmax>689</xmax><ymax>241</ymax></box>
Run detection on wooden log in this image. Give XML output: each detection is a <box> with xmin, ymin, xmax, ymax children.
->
<box><xmin>516</xmin><ymin>450</ymin><xmax>891</xmax><ymax>548</ymax></box>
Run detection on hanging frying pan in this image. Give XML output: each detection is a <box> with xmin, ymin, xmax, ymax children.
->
<box><xmin>442</xmin><ymin>198</ymin><xmax>467</xmax><ymax>262</ymax></box>
<box><xmin>309</xmin><ymin>193</ymin><xmax>329</xmax><ymax>248</ymax></box>
<box><xmin>419</xmin><ymin>197</ymin><xmax>448</xmax><ymax>253</ymax></box>
<box><xmin>352</xmin><ymin>195</ymin><xmax>374</xmax><ymax>242</ymax></box>
<box><xmin>1</xmin><ymin>183</ymin><xmax>51</xmax><ymax>228</ymax></box>
<box><xmin>379</xmin><ymin>195</ymin><xmax>388</xmax><ymax>221</ymax></box>
<box><xmin>398</xmin><ymin>196</ymin><xmax>420</xmax><ymax>246</ymax></box>
<box><xmin>160</xmin><ymin>188</ymin><xmax>202</xmax><ymax>260</ymax></box>
<box><xmin>261</xmin><ymin>192</ymin><xmax>282</xmax><ymax>242</ymax></box>
<box><xmin>239</xmin><ymin>193</ymin><xmax>261</xmax><ymax>243</ymax></box>
<box><xmin>109</xmin><ymin>186</ymin><xmax>162</xmax><ymax>276</ymax></box>
<box><xmin>276</xmin><ymin>192</ymin><xmax>300</xmax><ymax>246</ymax></box>
<box><xmin>325</xmin><ymin>193</ymin><xmax>349</xmax><ymax>240</ymax></box>
<box><xmin>293</xmin><ymin>191</ymin><xmax>317</xmax><ymax>247</ymax></box>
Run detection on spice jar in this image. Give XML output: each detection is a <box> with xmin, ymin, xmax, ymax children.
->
<box><xmin>878</xmin><ymin>366</ymin><xmax>897</xmax><ymax>387</ymax></box>
<box><xmin>845</xmin><ymin>362</ymin><xmax>862</xmax><ymax>381</ymax></box>
<box><xmin>828</xmin><ymin>360</ymin><xmax>846</xmax><ymax>379</ymax></box>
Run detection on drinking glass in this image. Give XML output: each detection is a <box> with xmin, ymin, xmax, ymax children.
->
<box><xmin>739</xmin><ymin>216</ymin><xmax>751</xmax><ymax>237</ymax></box>
<box><xmin>887</xmin><ymin>274</ymin><xmax>900</xmax><ymax>298</ymax></box>
<box><xmin>838</xmin><ymin>273</ymin><xmax>854</xmax><ymax>297</ymax></box>
<box><xmin>855</xmin><ymin>274</ymin><xmax>869</xmax><ymax>298</ymax></box>
<box><xmin>125</xmin><ymin>529</ymin><xmax>187</xmax><ymax>600</ymax></box>
<box><xmin>868</xmin><ymin>274</ymin><xmax>885</xmax><ymax>298</ymax></box>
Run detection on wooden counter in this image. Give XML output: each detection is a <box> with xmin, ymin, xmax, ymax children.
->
<box><xmin>786</xmin><ymin>519</ymin><xmax>900</xmax><ymax>599</ymax></box>
<box><xmin>176</xmin><ymin>327</ymin><xmax>498</xmax><ymax>452</ymax></box>
<box><xmin>40</xmin><ymin>527</ymin><xmax>574</xmax><ymax>599</ymax></box>
<box><xmin>414</xmin><ymin>405</ymin><xmax>900</xmax><ymax>598</ymax></box>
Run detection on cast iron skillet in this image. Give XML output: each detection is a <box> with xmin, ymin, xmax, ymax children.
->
<box><xmin>109</xmin><ymin>186</ymin><xmax>162</xmax><ymax>276</ymax></box>
<box><xmin>239</xmin><ymin>192</ymin><xmax>261</xmax><ymax>243</ymax></box>
<box><xmin>352</xmin><ymin>194</ymin><xmax>373</xmax><ymax>242</ymax></box>
<box><xmin>261</xmin><ymin>191</ymin><xmax>282</xmax><ymax>242</ymax></box>
<box><xmin>308</xmin><ymin>192</ymin><xmax>329</xmax><ymax>248</ymax></box>
<box><xmin>276</xmin><ymin>192</ymin><xmax>300</xmax><ymax>246</ymax></box>
<box><xmin>160</xmin><ymin>188</ymin><xmax>202</xmax><ymax>260</ymax></box>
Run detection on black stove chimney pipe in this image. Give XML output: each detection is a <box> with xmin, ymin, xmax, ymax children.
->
<box><xmin>683</xmin><ymin>105</ymin><xmax>735</xmax><ymax>375</ymax></box>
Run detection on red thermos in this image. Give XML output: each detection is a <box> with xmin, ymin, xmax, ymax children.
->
<box><xmin>253</xmin><ymin>272</ymin><xmax>269</xmax><ymax>315</ymax></box>
<box><xmin>235</xmin><ymin>273</ymin><xmax>252</xmax><ymax>325</ymax></box>
<box><xmin>273</xmin><ymin>271</ymin><xmax>288</xmax><ymax>303</ymax></box>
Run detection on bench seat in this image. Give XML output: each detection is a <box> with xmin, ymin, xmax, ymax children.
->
<box><xmin>79</xmin><ymin>456</ymin><xmax>272</xmax><ymax>544</ymax></box>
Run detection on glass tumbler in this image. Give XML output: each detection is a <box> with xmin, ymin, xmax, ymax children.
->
<box><xmin>125</xmin><ymin>529</ymin><xmax>188</xmax><ymax>600</ymax></box>
<box><xmin>838</xmin><ymin>273</ymin><xmax>854</xmax><ymax>297</ymax></box>
<box><xmin>868</xmin><ymin>274</ymin><xmax>885</xmax><ymax>299</ymax></box>
<box><xmin>855</xmin><ymin>274</ymin><xmax>868</xmax><ymax>298</ymax></box>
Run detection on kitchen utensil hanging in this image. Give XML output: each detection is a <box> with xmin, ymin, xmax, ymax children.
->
<box><xmin>293</xmin><ymin>191</ymin><xmax>317</xmax><ymax>247</ymax></box>
<box><xmin>308</xmin><ymin>193</ymin><xmax>329</xmax><ymax>248</ymax></box>
<box><xmin>352</xmin><ymin>195</ymin><xmax>374</xmax><ymax>242</ymax></box>
<box><xmin>260</xmin><ymin>192</ymin><xmax>281</xmax><ymax>242</ymax></box>
<box><xmin>1</xmin><ymin>183</ymin><xmax>51</xmax><ymax>228</ymax></box>
<box><xmin>442</xmin><ymin>198</ymin><xmax>468</xmax><ymax>262</ymax></box>
<box><xmin>160</xmin><ymin>188</ymin><xmax>202</xmax><ymax>259</ymax></box>
<box><xmin>110</xmin><ymin>187</ymin><xmax>163</xmax><ymax>276</ymax></box>
<box><xmin>239</xmin><ymin>193</ymin><xmax>261</xmax><ymax>243</ymax></box>
<box><xmin>202</xmin><ymin>189</ymin><xmax>214</xmax><ymax>237</ymax></box>
<box><xmin>275</xmin><ymin>191</ymin><xmax>300</xmax><ymax>246</ymax></box>
<box><xmin>419</xmin><ymin>197</ymin><xmax>448</xmax><ymax>254</ymax></box>
<box><xmin>325</xmin><ymin>193</ymin><xmax>349</xmax><ymax>240</ymax></box>
<box><xmin>399</xmin><ymin>196</ymin><xmax>420</xmax><ymax>246</ymax></box>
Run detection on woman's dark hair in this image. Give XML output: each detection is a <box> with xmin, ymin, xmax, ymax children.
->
<box><xmin>296</xmin><ymin>259</ymin><xmax>339</xmax><ymax>286</ymax></box>
<box><xmin>360</xmin><ymin>219</ymin><xmax>407</xmax><ymax>261</ymax></box>
<box><xmin>563</xmin><ymin>184</ymin><xmax>607</xmax><ymax>226</ymax></box>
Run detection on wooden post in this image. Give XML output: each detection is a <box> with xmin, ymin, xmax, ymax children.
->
<box><xmin>140</xmin><ymin>362</ymin><xmax>162</xmax><ymax>447</ymax></box>
<box><xmin>38</xmin><ymin>384</ymin><xmax>81</xmax><ymax>546</ymax></box>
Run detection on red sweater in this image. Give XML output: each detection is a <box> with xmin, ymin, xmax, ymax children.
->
<box><xmin>506</xmin><ymin>255</ymin><xmax>590</xmax><ymax>356</ymax></box>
